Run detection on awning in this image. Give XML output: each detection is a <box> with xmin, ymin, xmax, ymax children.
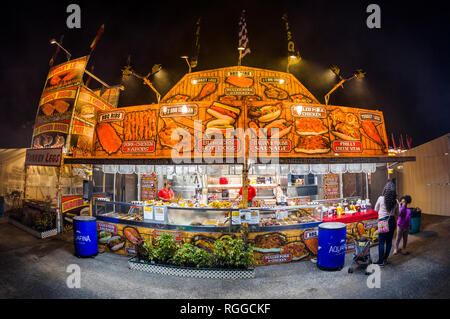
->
<box><xmin>64</xmin><ymin>155</ymin><xmax>415</xmax><ymax>166</ymax></box>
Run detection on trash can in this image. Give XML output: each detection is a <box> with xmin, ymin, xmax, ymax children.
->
<box><xmin>0</xmin><ymin>196</ymin><xmax>4</xmax><ymax>217</ymax></box>
<box><xmin>73</xmin><ymin>216</ymin><xmax>98</xmax><ymax>257</ymax></box>
<box><xmin>317</xmin><ymin>222</ymin><xmax>347</xmax><ymax>270</ymax></box>
<box><xmin>409</xmin><ymin>208</ymin><xmax>422</xmax><ymax>234</ymax></box>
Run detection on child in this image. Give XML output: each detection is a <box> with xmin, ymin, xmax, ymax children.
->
<box><xmin>394</xmin><ymin>195</ymin><xmax>412</xmax><ymax>255</ymax></box>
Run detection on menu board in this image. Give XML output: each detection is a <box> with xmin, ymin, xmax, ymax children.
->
<box><xmin>324</xmin><ymin>174</ymin><xmax>340</xmax><ymax>199</ymax></box>
<box><xmin>141</xmin><ymin>173</ymin><xmax>157</xmax><ymax>200</ymax></box>
<box><xmin>83</xmin><ymin>66</ymin><xmax>389</xmax><ymax>161</ymax></box>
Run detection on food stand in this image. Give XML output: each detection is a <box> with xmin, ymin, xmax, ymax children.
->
<box><xmin>58</xmin><ymin>65</ymin><xmax>414</xmax><ymax>265</ymax></box>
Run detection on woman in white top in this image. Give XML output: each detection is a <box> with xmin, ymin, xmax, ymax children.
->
<box><xmin>374</xmin><ymin>179</ymin><xmax>399</xmax><ymax>266</ymax></box>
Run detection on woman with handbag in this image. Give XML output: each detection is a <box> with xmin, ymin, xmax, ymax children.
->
<box><xmin>374</xmin><ymin>179</ymin><xmax>399</xmax><ymax>267</ymax></box>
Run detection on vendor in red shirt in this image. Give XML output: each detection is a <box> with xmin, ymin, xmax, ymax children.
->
<box><xmin>233</xmin><ymin>179</ymin><xmax>256</xmax><ymax>207</ymax></box>
<box><xmin>157</xmin><ymin>181</ymin><xmax>175</xmax><ymax>202</ymax></box>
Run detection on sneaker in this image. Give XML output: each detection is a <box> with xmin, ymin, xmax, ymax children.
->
<box><xmin>401</xmin><ymin>250</ymin><xmax>409</xmax><ymax>255</ymax></box>
<box><xmin>374</xmin><ymin>261</ymin><xmax>385</xmax><ymax>268</ymax></box>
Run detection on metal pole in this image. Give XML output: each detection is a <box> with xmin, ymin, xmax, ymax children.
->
<box><xmin>339</xmin><ymin>173</ymin><xmax>344</xmax><ymax>199</ymax></box>
<box><xmin>365</xmin><ymin>172</ymin><xmax>369</xmax><ymax>200</ymax></box>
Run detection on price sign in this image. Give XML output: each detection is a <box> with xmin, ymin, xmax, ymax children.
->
<box><xmin>276</xmin><ymin>209</ymin><xmax>288</xmax><ymax>220</ymax></box>
<box><xmin>249</xmin><ymin>210</ymin><xmax>260</xmax><ymax>225</ymax></box>
<box><xmin>154</xmin><ymin>206</ymin><xmax>167</xmax><ymax>223</ymax></box>
<box><xmin>143</xmin><ymin>206</ymin><xmax>153</xmax><ymax>220</ymax></box>
<box><xmin>232</xmin><ymin>211</ymin><xmax>241</xmax><ymax>225</ymax></box>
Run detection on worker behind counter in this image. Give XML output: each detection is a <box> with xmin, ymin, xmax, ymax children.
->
<box><xmin>274</xmin><ymin>183</ymin><xmax>287</xmax><ymax>206</ymax></box>
<box><xmin>158</xmin><ymin>181</ymin><xmax>175</xmax><ymax>202</ymax></box>
<box><xmin>233</xmin><ymin>179</ymin><xmax>256</xmax><ymax>207</ymax></box>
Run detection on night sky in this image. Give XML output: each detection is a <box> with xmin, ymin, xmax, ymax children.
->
<box><xmin>1</xmin><ymin>0</ymin><xmax>449</xmax><ymax>148</ymax></box>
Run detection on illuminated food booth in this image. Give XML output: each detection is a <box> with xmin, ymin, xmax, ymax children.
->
<box><xmin>55</xmin><ymin>64</ymin><xmax>417</xmax><ymax>266</ymax></box>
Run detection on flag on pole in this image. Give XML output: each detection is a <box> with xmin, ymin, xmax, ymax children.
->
<box><xmin>190</xmin><ymin>17</ymin><xmax>201</xmax><ymax>69</ymax></box>
<box><xmin>238</xmin><ymin>10</ymin><xmax>251</xmax><ymax>58</ymax></box>
<box><xmin>90</xmin><ymin>24</ymin><xmax>105</xmax><ymax>53</ymax></box>
<box><xmin>282</xmin><ymin>13</ymin><xmax>301</xmax><ymax>65</ymax></box>
<box><xmin>49</xmin><ymin>35</ymin><xmax>64</xmax><ymax>66</ymax></box>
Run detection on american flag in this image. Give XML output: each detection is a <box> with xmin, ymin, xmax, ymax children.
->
<box><xmin>238</xmin><ymin>10</ymin><xmax>251</xmax><ymax>58</ymax></box>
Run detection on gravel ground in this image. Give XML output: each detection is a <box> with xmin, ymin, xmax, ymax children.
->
<box><xmin>0</xmin><ymin>215</ymin><xmax>449</xmax><ymax>299</ymax></box>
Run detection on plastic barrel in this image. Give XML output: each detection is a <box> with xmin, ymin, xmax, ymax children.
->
<box><xmin>73</xmin><ymin>216</ymin><xmax>98</xmax><ymax>257</ymax></box>
<box><xmin>409</xmin><ymin>217</ymin><xmax>421</xmax><ymax>234</ymax></box>
<box><xmin>317</xmin><ymin>222</ymin><xmax>347</xmax><ymax>270</ymax></box>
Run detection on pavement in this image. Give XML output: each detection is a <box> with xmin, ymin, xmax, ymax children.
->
<box><xmin>0</xmin><ymin>214</ymin><xmax>449</xmax><ymax>299</ymax></box>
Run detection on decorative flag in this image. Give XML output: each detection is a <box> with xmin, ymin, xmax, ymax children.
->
<box><xmin>282</xmin><ymin>13</ymin><xmax>301</xmax><ymax>65</ymax></box>
<box><xmin>190</xmin><ymin>17</ymin><xmax>201</xmax><ymax>69</ymax></box>
<box><xmin>238</xmin><ymin>10</ymin><xmax>251</xmax><ymax>58</ymax></box>
<box><xmin>49</xmin><ymin>35</ymin><xmax>64</xmax><ymax>66</ymax></box>
<box><xmin>391</xmin><ymin>133</ymin><xmax>397</xmax><ymax>149</ymax></box>
<box><xmin>90</xmin><ymin>24</ymin><xmax>105</xmax><ymax>53</ymax></box>
<box><xmin>406</xmin><ymin>135</ymin><xmax>412</xmax><ymax>149</ymax></box>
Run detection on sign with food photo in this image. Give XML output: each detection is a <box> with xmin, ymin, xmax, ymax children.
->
<box><xmin>36</xmin><ymin>86</ymin><xmax>78</xmax><ymax>124</ymax></box>
<box><xmin>43</xmin><ymin>56</ymin><xmax>88</xmax><ymax>93</ymax></box>
<box><xmin>249</xmin><ymin>229</ymin><xmax>319</xmax><ymax>266</ymax></box>
<box><xmin>68</xmin><ymin>87</ymin><xmax>115</xmax><ymax>157</ymax></box>
<box><xmin>84</xmin><ymin>66</ymin><xmax>389</xmax><ymax>160</ymax></box>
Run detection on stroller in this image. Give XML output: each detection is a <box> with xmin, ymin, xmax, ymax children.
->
<box><xmin>348</xmin><ymin>235</ymin><xmax>373</xmax><ymax>275</ymax></box>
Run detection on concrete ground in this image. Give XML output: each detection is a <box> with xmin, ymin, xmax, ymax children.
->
<box><xmin>0</xmin><ymin>215</ymin><xmax>449</xmax><ymax>299</ymax></box>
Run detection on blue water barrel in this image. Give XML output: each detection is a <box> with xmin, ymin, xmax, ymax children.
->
<box><xmin>409</xmin><ymin>217</ymin><xmax>421</xmax><ymax>234</ymax></box>
<box><xmin>317</xmin><ymin>222</ymin><xmax>347</xmax><ymax>270</ymax></box>
<box><xmin>73</xmin><ymin>216</ymin><xmax>98</xmax><ymax>257</ymax></box>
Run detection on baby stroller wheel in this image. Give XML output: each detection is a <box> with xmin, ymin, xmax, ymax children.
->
<box><xmin>348</xmin><ymin>267</ymin><xmax>354</xmax><ymax>274</ymax></box>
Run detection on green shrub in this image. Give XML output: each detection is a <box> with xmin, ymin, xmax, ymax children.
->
<box><xmin>138</xmin><ymin>238</ymin><xmax>157</xmax><ymax>261</ymax></box>
<box><xmin>225</xmin><ymin>238</ymin><xmax>254</xmax><ymax>269</ymax></box>
<box><xmin>153</xmin><ymin>232</ymin><xmax>178</xmax><ymax>263</ymax></box>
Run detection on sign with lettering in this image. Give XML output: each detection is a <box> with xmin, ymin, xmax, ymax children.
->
<box><xmin>25</xmin><ymin>148</ymin><xmax>62</xmax><ymax>167</ymax></box>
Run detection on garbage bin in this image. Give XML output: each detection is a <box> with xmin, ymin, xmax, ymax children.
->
<box><xmin>409</xmin><ymin>208</ymin><xmax>422</xmax><ymax>234</ymax></box>
<box><xmin>73</xmin><ymin>216</ymin><xmax>98</xmax><ymax>257</ymax></box>
<box><xmin>317</xmin><ymin>222</ymin><xmax>347</xmax><ymax>270</ymax></box>
<box><xmin>0</xmin><ymin>196</ymin><xmax>4</xmax><ymax>217</ymax></box>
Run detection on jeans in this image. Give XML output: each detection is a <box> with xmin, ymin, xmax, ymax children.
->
<box><xmin>378</xmin><ymin>216</ymin><xmax>397</xmax><ymax>263</ymax></box>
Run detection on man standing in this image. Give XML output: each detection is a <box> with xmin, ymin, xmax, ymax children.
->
<box><xmin>234</xmin><ymin>179</ymin><xmax>256</xmax><ymax>207</ymax></box>
<box><xmin>157</xmin><ymin>180</ymin><xmax>174</xmax><ymax>202</ymax></box>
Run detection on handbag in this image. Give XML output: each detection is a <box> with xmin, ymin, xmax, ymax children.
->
<box><xmin>378</xmin><ymin>217</ymin><xmax>390</xmax><ymax>233</ymax></box>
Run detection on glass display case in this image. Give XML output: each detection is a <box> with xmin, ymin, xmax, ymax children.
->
<box><xmin>93</xmin><ymin>199</ymin><xmax>323</xmax><ymax>233</ymax></box>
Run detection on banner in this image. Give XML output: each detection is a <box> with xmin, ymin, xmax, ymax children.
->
<box><xmin>43</xmin><ymin>56</ymin><xmax>88</xmax><ymax>93</ymax></box>
<box><xmin>69</xmin><ymin>86</ymin><xmax>114</xmax><ymax>157</ymax></box>
<box><xmin>92</xmin><ymin>86</ymin><xmax>121</xmax><ymax>108</ymax></box>
<box><xmin>80</xmin><ymin>66</ymin><xmax>388</xmax><ymax>160</ymax></box>
<box><xmin>190</xmin><ymin>17</ymin><xmax>201</xmax><ymax>69</ymax></box>
<box><xmin>282</xmin><ymin>14</ymin><xmax>301</xmax><ymax>65</ymax></box>
<box><xmin>25</xmin><ymin>148</ymin><xmax>62</xmax><ymax>167</ymax></box>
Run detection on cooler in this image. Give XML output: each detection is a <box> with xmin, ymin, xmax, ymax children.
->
<box><xmin>317</xmin><ymin>222</ymin><xmax>346</xmax><ymax>270</ymax></box>
<box><xmin>73</xmin><ymin>216</ymin><xmax>98</xmax><ymax>257</ymax></box>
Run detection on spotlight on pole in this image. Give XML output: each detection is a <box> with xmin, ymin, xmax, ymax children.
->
<box><xmin>324</xmin><ymin>66</ymin><xmax>366</xmax><ymax>105</ymax></box>
<box><xmin>49</xmin><ymin>38</ymin><xmax>71</xmax><ymax>61</ymax></box>
<box><xmin>181</xmin><ymin>56</ymin><xmax>191</xmax><ymax>73</ymax></box>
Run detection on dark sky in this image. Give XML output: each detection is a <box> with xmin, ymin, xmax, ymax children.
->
<box><xmin>1</xmin><ymin>0</ymin><xmax>449</xmax><ymax>148</ymax></box>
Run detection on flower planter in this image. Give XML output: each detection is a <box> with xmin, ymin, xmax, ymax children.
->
<box><xmin>8</xmin><ymin>218</ymin><xmax>58</xmax><ymax>239</ymax></box>
<box><xmin>128</xmin><ymin>257</ymin><xmax>255</xmax><ymax>279</ymax></box>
